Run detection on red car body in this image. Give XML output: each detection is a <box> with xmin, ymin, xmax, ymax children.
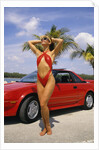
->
<box><xmin>4</xmin><ymin>69</ymin><xmax>94</xmax><ymax>118</ymax></box>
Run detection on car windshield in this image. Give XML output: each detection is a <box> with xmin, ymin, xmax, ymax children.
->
<box><xmin>19</xmin><ymin>71</ymin><xmax>37</xmax><ymax>83</ymax></box>
<box><xmin>18</xmin><ymin>70</ymin><xmax>56</xmax><ymax>83</ymax></box>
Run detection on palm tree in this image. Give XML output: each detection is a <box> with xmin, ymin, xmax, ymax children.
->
<box><xmin>22</xmin><ymin>25</ymin><xmax>78</xmax><ymax>61</ymax></box>
<box><xmin>70</xmin><ymin>44</ymin><xmax>94</xmax><ymax>71</ymax></box>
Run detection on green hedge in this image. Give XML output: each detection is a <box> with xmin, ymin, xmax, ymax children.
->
<box><xmin>4</xmin><ymin>72</ymin><xmax>27</xmax><ymax>78</ymax></box>
<box><xmin>78</xmin><ymin>74</ymin><xmax>94</xmax><ymax>80</ymax></box>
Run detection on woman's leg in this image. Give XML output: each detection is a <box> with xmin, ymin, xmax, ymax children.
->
<box><xmin>37</xmin><ymin>80</ymin><xmax>47</xmax><ymax>136</ymax></box>
<box><xmin>40</xmin><ymin>75</ymin><xmax>55</xmax><ymax>135</ymax></box>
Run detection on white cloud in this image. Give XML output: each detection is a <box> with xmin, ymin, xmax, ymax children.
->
<box><xmin>5</xmin><ymin>12</ymin><xmax>27</xmax><ymax>25</ymax></box>
<box><xmin>8</xmin><ymin>55</ymin><xmax>24</xmax><ymax>63</ymax></box>
<box><xmin>84</xmin><ymin>61</ymin><xmax>90</xmax><ymax>65</ymax></box>
<box><xmin>24</xmin><ymin>17</ymin><xmax>39</xmax><ymax>30</ymax></box>
<box><xmin>4</xmin><ymin>43</ymin><xmax>37</xmax><ymax>73</ymax></box>
<box><xmin>75</xmin><ymin>32</ymin><xmax>94</xmax><ymax>50</ymax></box>
<box><xmin>16</xmin><ymin>31</ymin><xmax>26</xmax><ymax>37</ymax></box>
<box><xmin>16</xmin><ymin>17</ymin><xmax>40</xmax><ymax>36</ymax></box>
<box><xmin>59</xmin><ymin>51</ymin><xmax>70</xmax><ymax>59</ymax></box>
<box><xmin>5</xmin><ymin>12</ymin><xmax>41</xmax><ymax>37</ymax></box>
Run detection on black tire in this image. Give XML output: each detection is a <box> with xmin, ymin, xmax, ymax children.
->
<box><xmin>83</xmin><ymin>92</ymin><xmax>94</xmax><ymax>110</ymax></box>
<box><xmin>19</xmin><ymin>96</ymin><xmax>40</xmax><ymax>123</ymax></box>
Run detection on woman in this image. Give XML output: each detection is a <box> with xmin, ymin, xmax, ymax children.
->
<box><xmin>28</xmin><ymin>35</ymin><xmax>63</xmax><ymax>136</ymax></box>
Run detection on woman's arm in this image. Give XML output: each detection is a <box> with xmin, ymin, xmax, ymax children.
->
<box><xmin>51</xmin><ymin>38</ymin><xmax>63</xmax><ymax>57</ymax></box>
<box><xmin>28</xmin><ymin>40</ymin><xmax>41</xmax><ymax>56</ymax></box>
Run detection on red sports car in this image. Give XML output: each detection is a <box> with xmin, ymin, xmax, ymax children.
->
<box><xmin>4</xmin><ymin>69</ymin><xmax>94</xmax><ymax>123</ymax></box>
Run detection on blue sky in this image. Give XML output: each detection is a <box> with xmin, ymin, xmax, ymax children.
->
<box><xmin>4</xmin><ymin>7</ymin><xmax>94</xmax><ymax>75</ymax></box>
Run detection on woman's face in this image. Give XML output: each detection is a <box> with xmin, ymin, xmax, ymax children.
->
<box><xmin>41</xmin><ymin>37</ymin><xmax>51</xmax><ymax>46</ymax></box>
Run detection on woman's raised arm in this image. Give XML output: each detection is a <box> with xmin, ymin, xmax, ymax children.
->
<box><xmin>28</xmin><ymin>40</ymin><xmax>41</xmax><ymax>56</ymax></box>
<box><xmin>51</xmin><ymin>38</ymin><xmax>63</xmax><ymax>57</ymax></box>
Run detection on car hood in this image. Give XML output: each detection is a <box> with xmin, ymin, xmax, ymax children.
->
<box><xmin>4</xmin><ymin>82</ymin><xmax>37</xmax><ymax>92</ymax></box>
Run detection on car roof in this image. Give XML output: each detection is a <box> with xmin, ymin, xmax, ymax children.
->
<box><xmin>52</xmin><ymin>69</ymin><xmax>72</xmax><ymax>72</ymax></box>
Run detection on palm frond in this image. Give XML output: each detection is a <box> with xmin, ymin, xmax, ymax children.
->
<box><xmin>62</xmin><ymin>41</ymin><xmax>79</xmax><ymax>51</ymax></box>
<box><xmin>50</xmin><ymin>25</ymin><xmax>57</xmax><ymax>33</ymax></box>
<box><xmin>45</xmin><ymin>32</ymin><xmax>51</xmax><ymax>37</ymax></box>
<box><xmin>84</xmin><ymin>52</ymin><xmax>94</xmax><ymax>61</ymax></box>
<box><xmin>32</xmin><ymin>34</ymin><xmax>40</xmax><ymax>39</ymax></box>
<box><xmin>70</xmin><ymin>50</ymin><xmax>82</xmax><ymax>59</ymax></box>
<box><xmin>61</xmin><ymin>35</ymin><xmax>74</xmax><ymax>42</ymax></box>
<box><xmin>35</xmin><ymin>44</ymin><xmax>43</xmax><ymax>52</ymax></box>
<box><xmin>59</xmin><ymin>27</ymin><xmax>69</xmax><ymax>35</ymax></box>
<box><xmin>86</xmin><ymin>44</ymin><xmax>94</xmax><ymax>56</ymax></box>
<box><xmin>22</xmin><ymin>42</ymin><xmax>30</xmax><ymax>51</ymax></box>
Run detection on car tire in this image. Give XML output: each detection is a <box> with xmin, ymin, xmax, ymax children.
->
<box><xmin>83</xmin><ymin>92</ymin><xmax>94</xmax><ymax>110</ymax></box>
<box><xmin>19</xmin><ymin>96</ymin><xmax>40</xmax><ymax>123</ymax></box>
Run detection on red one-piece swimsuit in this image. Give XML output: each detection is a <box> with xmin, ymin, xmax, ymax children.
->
<box><xmin>37</xmin><ymin>50</ymin><xmax>52</xmax><ymax>87</ymax></box>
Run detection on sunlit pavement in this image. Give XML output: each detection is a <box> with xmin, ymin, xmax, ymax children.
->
<box><xmin>4</xmin><ymin>107</ymin><xmax>94</xmax><ymax>143</ymax></box>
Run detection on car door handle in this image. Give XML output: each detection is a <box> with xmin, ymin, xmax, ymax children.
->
<box><xmin>73</xmin><ymin>86</ymin><xmax>77</xmax><ymax>89</ymax></box>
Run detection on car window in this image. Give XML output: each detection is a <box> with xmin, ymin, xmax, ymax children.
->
<box><xmin>19</xmin><ymin>71</ymin><xmax>37</xmax><ymax>83</ymax></box>
<box><xmin>55</xmin><ymin>72</ymin><xmax>73</xmax><ymax>83</ymax></box>
<box><xmin>70</xmin><ymin>72</ymin><xmax>82</xmax><ymax>83</ymax></box>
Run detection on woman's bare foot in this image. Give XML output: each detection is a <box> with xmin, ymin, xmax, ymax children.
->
<box><xmin>47</xmin><ymin>130</ymin><xmax>52</xmax><ymax>135</ymax></box>
<box><xmin>46</xmin><ymin>125</ymin><xmax>52</xmax><ymax>135</ymax></box>
<box><xmin>40</xmin><ymin>128</ymin><xmax>47</xmax><ymax>136</ymax></box>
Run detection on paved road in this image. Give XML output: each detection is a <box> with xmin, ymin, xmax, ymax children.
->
<box><xmin>4</xmin><ymin>107</ymin><xmax>94</xmax><ymax>143</ymax></box>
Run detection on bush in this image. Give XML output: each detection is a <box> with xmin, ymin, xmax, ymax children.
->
<box><xmin>78</xmin><ymin>74</ymin><xmax>94</xmax><ymax>80</ymax></box>
<box><xmin>4</xmin><ymin>72</ymin><xmax>27</xmax><ymax>78</ymax></box>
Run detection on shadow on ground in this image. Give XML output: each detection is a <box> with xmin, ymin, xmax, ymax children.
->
<box><xmin>4</xmin><ymin>116</ymin><xmax>21</xmax><ymax>125</ymax></box>
<box><xmin>4</xmin><ymin>106</ymin><xmax>83</xmax><ymax>125</ymax></box>
<box><xmin>39</xmin><ymin>117</ymin><xmax>60</xmax><ymax>130</ymax></box>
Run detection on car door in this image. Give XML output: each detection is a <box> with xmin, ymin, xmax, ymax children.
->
<box><xmin>48</xmin><ymin>71</ymin><xmax>81</xmax><ymax>107</ymax></box>
<box><xmin>69</xmin><ymin>72</ymin><xmax>86</xmax><ymax>102</ymax></box>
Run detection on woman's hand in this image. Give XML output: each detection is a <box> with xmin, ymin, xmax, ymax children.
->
<box><xmin>51</xmin><ymin>38</ymin><xmax>63</xmax><ymax>43</ymax></box>
<box><xmin>51</xmin><ymin>38</ymin><xmax>63</xmax><ymax>57</ymax></box>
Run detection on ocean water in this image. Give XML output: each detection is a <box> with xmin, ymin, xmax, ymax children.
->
<box><xmin>4</xmin><ymin>78</ymin><xmax>20</xmax><ymax>83</ymax></box>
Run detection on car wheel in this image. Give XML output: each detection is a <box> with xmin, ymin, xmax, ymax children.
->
<box><xmin>83</xmin><ymin>92</ymin><xmax>94</xmax><ymax>110</ymax></box>
<box><xmin>19</xmin><ymin>96</ymin><xmax>40</xmax><ymax>123</ymax></box>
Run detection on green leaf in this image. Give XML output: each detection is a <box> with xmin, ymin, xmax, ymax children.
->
<box><xmin>32</xmin><ymin>34</ymin><xmax>40</xmax><ymax>39</ymax></box>
<box><xmin>22</xmin><ymin>42</ymin><xmax>30</xmax><ymax>51</ymax></box>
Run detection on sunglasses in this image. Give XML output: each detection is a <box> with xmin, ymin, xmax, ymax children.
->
<box><xmin>41</xmin><ymin>37</ymin><xmax>50</xmax><ymax>42</ymax></box>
